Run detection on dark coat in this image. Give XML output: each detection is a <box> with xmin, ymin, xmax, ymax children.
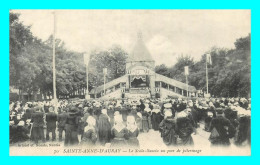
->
<box><xmin>31</xmin><ymin>111</ymin><xmax>44</xmax><ymax>127</ymax></box>
<box><xmin>176</xmin><ymin>117</ymin><xmax>194</xmax><ymax>145</ymax></box>
<box><xmin>81</xmin><ymin>128</ymin><xmax>97</xmax><ymax>147</ymax></box>
<box><xmin>57</xmin><ymin>112</ymin><xmax>68</xmax><ymax>128</ymax></box>
<box><xmin>159</xmin><ymin>117</ymin><xmax>177</xmax><ymax>146</ymax></box>
<box><xmin>235</xmin><ymin>116</ymin><xmax>251</xmax><ymax>145</ymax></box>
<box><xmin>97</xmin><ymin>114</ymin><xmax>111</xmax><ymax>145</ymax></box>
<box><xmin>209</xmin><ymin>116</ymin><xmax>235</xmax><ymax>146</ymax></box>
<box><xmin>46</xmin><ymin>112</ymin><xmax>57</xmax><ymax>130</ymax></box>
<box><xmin>126</xmin><ymin>129</ymin><xmax>139</xmax><ymax>148</ymax></box>
<box><xmin>151</xmin><ymin>112</ymin><xmax>163</xmax><ymax>131</ymax></box>
<box><xmin>111</xmin><ymin>127</ymin><xmax>129</xmax><ymax>148</ymax></box>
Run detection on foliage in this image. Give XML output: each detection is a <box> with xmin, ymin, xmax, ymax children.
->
<box><xmin>9</xmin><ymin>12</ymin><xmax>128</xmax><ymax>100</ymax></box>
<box><xmin>10</xmin><ymin>11</ymin><xmax>250</xmax><ymax>100</ymax></box>
<box><xmin>155</xmin><ymin>35</ymin><xmax>251</xmax><ymax>97</ymax></box>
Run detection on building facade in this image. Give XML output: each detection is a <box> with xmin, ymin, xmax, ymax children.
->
<box><xmin>90</xmin><ymin>33</ymin><xmax>197</xmax><ymax>99</ymax></box>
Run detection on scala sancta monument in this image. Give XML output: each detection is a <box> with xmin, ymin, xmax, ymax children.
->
<box><xmin>89</xmin><ymin>33</ymin><xmax>197</xmax><ymax>99</ymax></box>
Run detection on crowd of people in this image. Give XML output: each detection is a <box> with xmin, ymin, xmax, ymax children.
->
<box><xmin>9</xmin><ymin>97</ymin><xmax>251</xmax><ymax>148</ymax></box>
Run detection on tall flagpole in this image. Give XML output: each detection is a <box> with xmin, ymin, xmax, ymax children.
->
<box><xmin>184</xmin><ymin>66</ymin><xmax>189</xmax><ymax>99</ymax></box>
<box><xmin>206</xmin><ymin>54</ymin><xmax>208</xmax><ymax>94</ymax></box>
<box><xmin>186</xmin><ymin>75</ymin><xmax>188</xmax><ymax>98</ymax></box>
<box><xmin>103</xmin><ymin>74</ymin><xmax>105</xmax><ymax>95</ymax></box>
<box><xmin>52</xmin><ymin>11</ymin><xmax>57</xmax><ymax>109</ymax></box>
<box><xmin>86</xmin><ymin>64</ymin><xmax>89</xmax><ymax>95</ymax></box>
<box><xmin>103</xmin><ymin>68</ymin><xmax>107</xmax><ymax>96</ymax></box>
<box><xmin>84</xmin><ymin>53</ymin><xmax>90</xmax><ymax>99</ymax></box>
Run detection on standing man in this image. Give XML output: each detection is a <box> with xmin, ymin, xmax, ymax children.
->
<box><xmin>65</xmin><ymin>106</ymin><xmax>80</xmax><ymax>146</ymax></box>
<box><xmin>57</xmin><ymin>108</ymin><xmax>68</xmax><ymax>141</ymax></box>
<box><xmin>46</xmin><ymin>107</ymin><xmax>58</xmax><ymax>141</ymax></box>
<box><xmin>31</xmin><ymin>106</ymin><xmax>45</xmax><ymax>144</ymax></box>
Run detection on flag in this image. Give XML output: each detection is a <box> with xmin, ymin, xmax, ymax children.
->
<box><xmin>206</xmin><ymin>54</ymin><xmax>212</xmax><ymax>65</ymax></box>
<box><xmin>184</xmin><ymin>66</ymin><xmax>189</xmax><ymax>75</ymax></box>
<box><xmin>103</xmin><ymin>68</ymin><xmax>107</xmax><ymax>75</ymax></box>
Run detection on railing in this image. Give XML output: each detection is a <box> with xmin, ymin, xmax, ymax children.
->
<box><xmin>129</xmin><ymin>88</ymin><xmax>150</xmax><ymax>94</ymax></box>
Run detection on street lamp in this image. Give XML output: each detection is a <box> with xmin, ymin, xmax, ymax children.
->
<box><xmin>84</xmin><ymin>53</ymin><xmax>90</xmax><ymax>99</ymax></box>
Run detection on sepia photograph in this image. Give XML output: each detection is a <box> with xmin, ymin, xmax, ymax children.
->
<box><xmin>9</xmin><ymin>9</ymin><xmax>251</xmax><ymax>156</ymax></box>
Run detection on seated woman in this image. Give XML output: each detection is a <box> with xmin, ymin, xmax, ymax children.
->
<box><xmin>81</xmin><ymin>116</ymin><xmax>97</xmax><ymax>147</ymax></box>
<box><xmin>126</xmin><ymin>116</ymin><xmax>139</xmax><ymax>148</ymax></box>
<box><xmin>111</xmin><ymin>115</ymin><xmax>129</xmax><ymax>148</ymax></box>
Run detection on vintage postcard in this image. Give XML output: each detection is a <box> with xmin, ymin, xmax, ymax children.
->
<box><xmin>9</xmin><ymin>10</ymin><xmax>251</xmax><ymax>156</ymax></box>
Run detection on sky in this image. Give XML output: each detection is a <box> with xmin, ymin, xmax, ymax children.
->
<box><xmin>13</xmin><ymin>10</ymin><xmax>251</xmax><ymax>66</ymax></box>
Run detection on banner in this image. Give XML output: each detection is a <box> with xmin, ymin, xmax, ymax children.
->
<box><xmin>206</xmin><ymin>54</ymin><xmax>212</xmax><ymax>65</ymax></box>
<box><xmin>184</xmin><ymin>66</ymin><xmax>189</xmax><ymax>75</ymax></box>
<box><xmin>103</xmin><ymin>68</ymin><xmax>107</xmax><ymax>75</ymax></box>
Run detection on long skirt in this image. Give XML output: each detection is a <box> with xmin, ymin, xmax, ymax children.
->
<box><xmin>127</xmin><ymin>137</ymin><xmax>140</xmax><ymax>148</ymax></box>
<box><xmin>111</xmin><ymin>139</ymin><xmax>127</xmax><ymax>148</ymax></box>
<box><xmin>142</xmin><ymin>119</ymin><xmax>149</xmax><ymax>132</ymax></box>
<box><xmin>136</xmin><ymin>118</ymin><xmax>143</xmax><ymax>132</ymax></box>
<box><xmin>178</xmin><ymin>136</ymin><xmax>194</xmax><ymax>146</ymax></box>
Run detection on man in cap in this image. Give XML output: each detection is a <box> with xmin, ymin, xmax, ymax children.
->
<box><xmin>31</xmin><ymin>106</ymin><xmax>45</xmax><ymax>144</ymax></box>
<box><xmin>138</xmin><ymin>99</ymin><xmax>145</xmax><ymax>112</ymax></box>
<box><xmin>46</xmin><ymin>107</ymin><xmax>58</xmax><ymax>141</ymax></box>
<box><xmin>57</xmin><ymin>108</ymin><xmax>68</xmax><ymax>141</ymax></box>
<box><xmin>208</xmin><ymin>108</ymin><xmax>235</xmax><ymax>146</ymax></box>
<box><xmin>151</xmin><ymin>104</ymin><xmax>163</xmax><ymax>131</ymax></box>
<box><xmin>64</xmin><ymin>106</ymin><xmax>80</xmax><ymax>146</ymax></box>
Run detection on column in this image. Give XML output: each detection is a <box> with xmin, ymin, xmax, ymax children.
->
<box><xmin>149</xmin><ymin>74</ymin><xmax>155</xmax><ymax>97</ymax></box>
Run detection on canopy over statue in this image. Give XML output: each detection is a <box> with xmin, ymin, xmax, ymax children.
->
<box><xmin>90</xmin><ymin>32</ymin><xmax>197</xmax><ymax>99</ymax></box>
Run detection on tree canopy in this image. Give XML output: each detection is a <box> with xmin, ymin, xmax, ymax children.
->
<box><xmin>10</xmin><ymin>11</ymin><xmax>251</xmax><ymax>100</ymax></box>
<box><xmin>9</xmin><ymin>12</ymin><xmax>128</xmax><ymax>100</ymax></box>
<box><xmin>155</xmin><ymin>34</ymin><xmax>251</xmax><ymax>98</ymax></box>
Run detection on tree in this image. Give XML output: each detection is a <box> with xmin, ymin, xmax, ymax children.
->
<box><xmin>153</xmin><ymin>34</ymin><xmax>251</xmax><ymax>98</ymax></box>
<box><xmin>88</xmin><ymin>45</ymin><xmax>128</xmax><ymax>88</ymax></box>
<box><xmin>155</xmin><ymin>64</ymin><xmax>169</xmax><ymax>76</ymax></box>
<box><xmin>168</xmin><ymin>55</ymin><xmax>195</xmax><ymax>83</ymax></box>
